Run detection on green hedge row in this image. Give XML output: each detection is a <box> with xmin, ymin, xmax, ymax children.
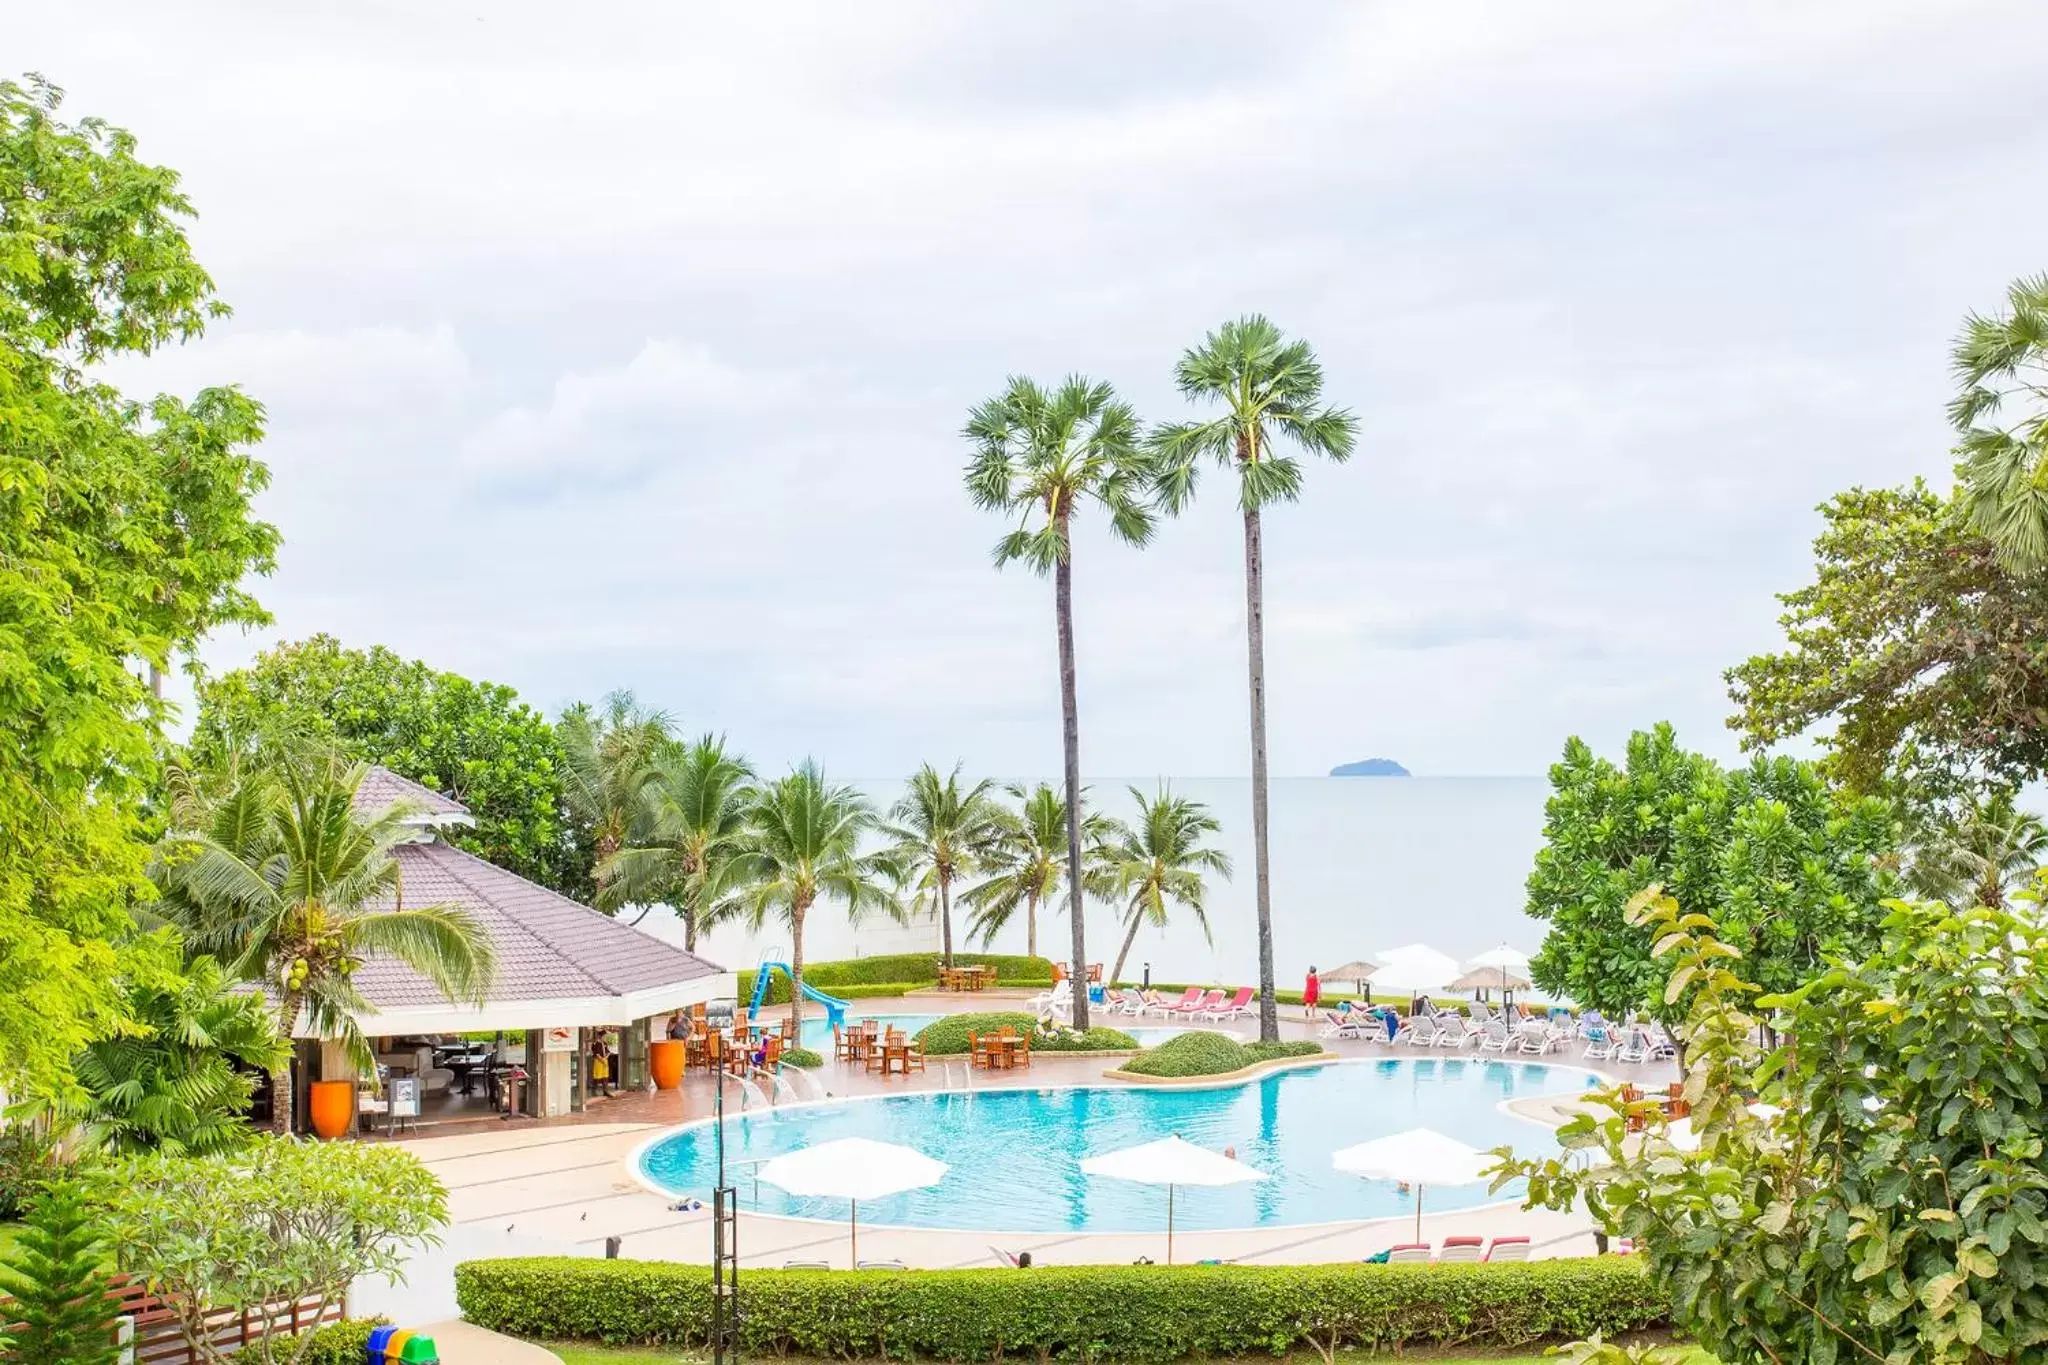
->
<box><xmin>455</xmin><ymin>1256</ymin><xmax>1667</xmax><ymax>1361</ymax></box>
<box><xmin>1119</xmin><ymin>1032</ymin><xmax>1325</xmax><ymax>1078</ymax></box>
<box><xmin>741</xmin><ymin>953</ymin><xmax>1055</xmax><ymax>1004</ymax></box>
<box><xmin>912</xmin><ymin>1012</ymin><xmax>1137</xmax><ymax>1055</ymax></box>
<box><xmin>299</xmin><ymin>1319</ymin><xmax>379</xmax><ymax>1363</ymax></box>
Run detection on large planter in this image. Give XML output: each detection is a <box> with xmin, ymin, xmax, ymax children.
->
<box><xmin>308</xmin><ymin>1079</ymin><xmax>355</xmax><ymax>1139</ymax></box>
<box><xmin>649</xmin><ymin>1039</ymin><xmax>685</xmax><ymax>1091</ymax></box>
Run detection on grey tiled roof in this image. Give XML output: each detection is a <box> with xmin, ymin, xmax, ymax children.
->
<box><xmin>352</xmin><ymin>766</ymin><xmax>472</xmax><ymax>821</ymax></box>
<box><xmin>352</xmin><ymin>837</ymin><xmax>722</xmax><ymax>1009</ymax></box>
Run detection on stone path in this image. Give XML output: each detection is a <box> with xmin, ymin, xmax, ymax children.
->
<box><xmin>418</xmin><ymin>1320</ymin><xmax>561</xmax><ymax>1363</ymax></box>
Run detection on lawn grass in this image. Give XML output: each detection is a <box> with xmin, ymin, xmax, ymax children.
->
<box><xmin>535</xmin><ymin>1346</ymin><xmax>1715</xmax><ymax>1365</ymax></box>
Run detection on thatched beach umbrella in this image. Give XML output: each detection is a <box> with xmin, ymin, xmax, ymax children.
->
<box><xmin>1448</xmin><ymin>966</ymin><xmax>1533</xmax><ymax>993</ymax></box>
<box><xmin>1323</xmin><ymin>960</ymin><xmax>1379</xmax><ymax>997</ymax></box>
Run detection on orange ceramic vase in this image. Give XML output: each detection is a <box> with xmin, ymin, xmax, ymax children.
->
<box><xmin>308</xmin><ymin>1079</ymin><xmax>354</xmax><ymax>1139</ymax></box>
<box><xmin>649</xmin><ymin>1039</ymin><xmax>685</xmax><ymax>1090</ymax></box>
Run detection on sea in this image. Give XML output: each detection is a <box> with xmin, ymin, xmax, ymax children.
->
<box><xmin>643</xmin><ymin>776</ymin><xmax>1555</xmax><ymax>989</ymax></box>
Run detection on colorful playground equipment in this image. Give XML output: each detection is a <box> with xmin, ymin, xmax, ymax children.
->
<box><xmin>748</xmin><ymin>950</ymin><xmax>850</xmax><ymax>1028</ymax></box>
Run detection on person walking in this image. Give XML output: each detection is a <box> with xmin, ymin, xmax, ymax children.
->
<box><xmin>1302</xmin><ymin>965</ymin><xmax>1322</xmax><ymax>1022</ymax></box>
<box><xmin>589</xmin><ymin>1034</ymin><xmax>614</xmax><ymax>1098</ymax></box>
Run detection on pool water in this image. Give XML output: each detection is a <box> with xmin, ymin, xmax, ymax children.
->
<box><xmin>794</xmin><ymin>1014</ymin><xmax>938</xmax><ymax>1049</ymax></box>
<box><xmin>638</xmin><ymin>1057</ymin><xmax>1593</xmax><ymax>1233</ymax></box>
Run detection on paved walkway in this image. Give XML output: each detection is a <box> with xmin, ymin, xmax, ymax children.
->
<box><xmin>419</xmin><ymin>1320</ymin><xmax>561</xmax><ymax>1363</ymax></box>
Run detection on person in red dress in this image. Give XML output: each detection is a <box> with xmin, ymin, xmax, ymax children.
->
<box><xmin>1302</xmin><ymin>965</ymin><xmax>1322</xmax><ymax>1021</ymax></box>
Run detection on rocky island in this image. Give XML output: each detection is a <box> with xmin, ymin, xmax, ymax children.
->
<box><xmin>1329</xmin><ymin>758</ymin><xmax>1411</xmax><ymax>777</ymax></box>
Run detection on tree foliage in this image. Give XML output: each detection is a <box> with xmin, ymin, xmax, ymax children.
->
<box><xmin>601</xmin><ymin>733</ymin><xmax>755</xmax><ymax>946</ymax></box>
<box><xmin>1726</xmin><ymin>482</ymin><xmax>2048</xmax><ymax>809</ymax></box>
<box><xmin>189</xmin><ymin>635</ymin><xmax>580</xmax><ymax>893</ymax></box>
<box><xmin>93</xmin><ymin>1137</ymin><xmax>449</xmax><ymax>1365</ymax></box>
<box><xmin>0</xmin><ymin>75</ymin><xmax>277</xmax><ymax>1102</ymax></box>
<box><xmin>1098</xmin><ymin>783</ymin><xmax>1231</xmax><ymax>988</ymax></box>
<box><xmin>962</xmin><ymin>782</ymin><xmax>1111</xmax><ymax>957</ymax></box>
<box><xmin>1906</xmin><ymin>790</ymin><xmax>2048</xmax><ymax>911</ymax></box>
<box><xmin>1501</xmin><ymin>881</ymin><xmax>2048</xmax><ymax>1364</ymax></box>
<box><xmin>881</xmin><ymin>763</ymin><xmax>1010</xmax><ymax>966</ymax></box>
<box><xmin>0</xmin><ymin>1180</ymin><xmax>121</xmax><ymax>1365</ymax></box>
<box><xmin>1525</xmin><ymin>724</ymin><xmax>1898</xmax><ymax>1028</ymax></box>
<box><xmin>1951</xmin><ymin>273</ymin><xmax>2048</xmax><ymax>573</ymax></box>
<box><xmin>557</xmin><ymin>690</ymin><xmax>669</xmax><ymax>904</ymax></box>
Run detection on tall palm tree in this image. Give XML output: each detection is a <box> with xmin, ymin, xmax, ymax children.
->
<box><xmin>738</xmin><ymin>761</ymin><xmax>902</xmax><ymax>1035</ymax></box>
<box><xmin>1150</xmin><ymin>317</ymin><xmax>1357</xmax><ymax>1041</ymax></box>
<box><xmin>558</xmin><ymin>690</ymin><xmax>672</xmax><ymax>903</ymax></box>
<box><xmin>1951</xmin><ymin>273</ymin><xmax>2048</xmax><ymax>572</ymax></box>
<box><xmin>151</xmin><ymin>755</ymin><xmax>496</xmax><ymax>1132</ymax></box>
<box><xmin>1908</xmin><ymin>791</ymin><xmax>2048</xmax><ymax>910</ymax></box>
<box><xmin>601</xmin><ymin>733</ymin><xmax>757</xmax><ymax>948</ymax></box>
<box><xmin>962</xmin><ymin>783</ymin><xmax>1113</xmax><ymax>957</ymax></box>
<box><xmin>881</xmin><ymin>763</ymin><xmax>1009</xmax><ymax>967</ymax></box>
<box><xmin>1099</xmin><ymin>784</ymin><xmax>1232</xmax><ymax>989</ymax></box>
<box><xmin>966</xmin><ymin>375</ymin><xmax>1155</xmax><ymax>1027</ymax></box>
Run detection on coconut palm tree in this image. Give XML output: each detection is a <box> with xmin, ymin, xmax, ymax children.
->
<box><xmin>151</xmin><ymin>755</ymin><xmax>495</xmax><ymax>1133</ymax></box>
<box><xmin>558</xmin><ymin>690</ymin><xmax>672</xmax><ymax>903</ymax></box>
<box><xmin>963</xmin><ymin>783</ymin><xmax>1115</xmax><ymax>958</ymax></box>
<box><xmin>600</xmin><ymin>733</ymin><xmax>757</xmax><ymax>947</ymax></box>
<box><xmin>737</xmin><ymin>761</ymin><xmax>902</xmax><ymax>1035</ymax></box>
<box><xmin>1908</xmin><ymin>791</ymin><xmax>2048</xmax><ymax>910</ymax></box>
<box><xmin>1951</xmin><ymin>273</ymin><xmax>2048</xmax><ymax>572</ymax></box>
<box><xmin>1150</xmin><ymin>317</ymin><xmax>1357</xmax><ymax>1041</ymax></box>
<box><xmin>966</xmin><ymin>375</ymin><xmax>1155</xmax><ymax>1027</ymax></box>
<box><xmin>881</xmin><ymin>764</ymin><xmax>1010</xmax><ymax>967</ymax></box>
<box><xmin>1098</xmin><ymin>785</ymin><xmax>1232</xmax><ymax>989</ymax></box>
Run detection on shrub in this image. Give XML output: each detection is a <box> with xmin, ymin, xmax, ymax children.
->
<box><xmin>779</xmin><ymin>1047</ymin><xmax>824</xmax><ymax>1069</ymax></box>
<box><xmin>1117</xmin><ymin>1032</ymin><xmax>1324</xmax><ymax>1078</ymax></box>
<box><xmin>455</xmin><ymin>1255</ymin><xmax>1667</xmax><ymax>1361</ymax></box>
<box><xmin>740</xmin><ymin>953</ymin><xmax>1055</xmax><ymax>1004</ymax></box>
<box><xmin>0</xmin><ymin>1180</ymin><xmax>122</xmax><ymax>1365</ymax></box>
<box><xmin>298</xmin><ymin>1319</ymin><xmax>382</xmax><ymax>1365</ymax></box>
<box><xmin>912</xmin><ymin>1012</ymin><xmax>1135</xmax><ymax>1055</ymax></box>
<box><xmin>0</xmin><ymin>1125</ymin><xmax>64</xmax><ymax>1221</ymax></box>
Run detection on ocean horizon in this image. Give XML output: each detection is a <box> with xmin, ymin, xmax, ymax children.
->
<box><xmin>659</xmin><ymin>776</ymin><xmax>1554</xmax><ymax>990</ymax></box>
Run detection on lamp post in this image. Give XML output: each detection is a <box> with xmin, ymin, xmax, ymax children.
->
<box><xmin>711</xmin><ymin>1040</ymin><xmax>739</xmax><ymax>1365</ymax></box>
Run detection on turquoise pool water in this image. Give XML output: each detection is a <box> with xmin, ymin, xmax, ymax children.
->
<box><xmin>794</xmin><ymin>1015</ymin><xmax>1229</xmax><ymax>1051</ymax></box>
<box><xmin>638</xmin><ymin>1058</ymin><xmax>1594</xmax><ymax>1232</ymax></box>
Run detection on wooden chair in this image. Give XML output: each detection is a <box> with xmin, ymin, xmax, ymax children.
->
<box><xmin>832</xmin><ymin>1024</ymin><xmax>859</xmax><ymax>1064</ymax></box>
<box><xmin>1012</xmin><ymin>1030</ymin><xmax>1032</xmax><ymax>1069</ymax></box>
<box><xmin>762</xmin><ymin>1036</ymin><xmax>784</xmax><ymax>1070</ymax></box>
<box><xmin>902</xmin><ymin>1037</ymin><xmax>926</xmax><ymax>1074</ymax></box>
<box><xmin>968</xmin><ymin>1031</ymin><xmax>991</xmax><ymax>1070</ymax></box>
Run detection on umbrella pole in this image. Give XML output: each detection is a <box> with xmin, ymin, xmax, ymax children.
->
<box><xmin>1414</xmin><ymin>1184</ymin><xmax>1424</xmax><ymax>1243</ymax></box>
<box><xmin>1167</xmin><ymin>1185</ymin><xmax>1175</xmax><ymax>1266</ymax></box>
<box><xmin>850</xmin><ymin>1198</ymin><xmax>858</xmax><ymax>1269</ymax></box>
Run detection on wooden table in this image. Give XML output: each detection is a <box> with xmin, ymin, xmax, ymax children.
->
<box><xmin>940</xmin><ymin>965</ymin><xmax>993</xmax><ymax>992</ymax></box>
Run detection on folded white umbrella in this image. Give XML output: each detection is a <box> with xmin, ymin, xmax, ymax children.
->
<box><xmin>1081</xmin><ymin>1135</ymin><xmax>1265</xmax><ymax>1264</ymax></box>
<box><xmin>757</xmin><ymin>1137</ymin><xmax>948</xmax><ymax>1267</ymax></box>
<box><xmin>1373</xmin><ymin>944</ymin><xmax>1461</xmax><ymax>996</ymax></box>
<box><xmin>1332</xmin><ymin>1127</ymin><xmax>1492</xmax><ymax>1241</ymax></box>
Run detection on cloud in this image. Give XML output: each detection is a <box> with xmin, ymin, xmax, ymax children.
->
<box><xmin>97</xmin><ymin>323</ymin><xmax>469</xmax><ymax>415</ymax></box>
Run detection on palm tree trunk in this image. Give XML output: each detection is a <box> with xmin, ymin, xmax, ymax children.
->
<box><xmin>939</xmin><ymin>874</ymin><xmax>954</xmax><ymax>968</ymax></box>
<box><xmin>270</xmin><ymin>990</ymin><xmax>301</xmax><ymax>1134</ymax></box>
<box><xmin>1026</xmin><ymin>892</ymin><xmax>1038</xmax><ymax>959</ymax></box>
<box><xmin>789</xmin><ymin>901</ymin><xmax>808</xmax><ymax>1038</ymax></box>
<box><xmin>1110</xmin><ymin>908</ymin><xmax>1145</xmax><ymax>989</ymax></box>
<box><xmin>681</xmin><ymin>895</ymin><xmax>697</xmax><ymax>952</ymax></box>
<box><xmin>1055</xmin><ymin>531</ymin><xmax>1091</xmax><ymax>1030</ymax></box>
<box><xmin>1243</xmin><ymin>503</ymin><xmax>1279</xmax><ymax>1043</ymax></box>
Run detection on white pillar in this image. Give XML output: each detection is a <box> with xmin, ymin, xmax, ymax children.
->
<box><xmin>539</xmin><ymin>1049</ymin><xmax>572</xmax><ymax>1117</ymax></box>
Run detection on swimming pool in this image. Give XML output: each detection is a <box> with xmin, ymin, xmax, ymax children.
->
<box><xmin>638</xmin><ymin>1057</ymin><xmax>1593</xmax><ymax>1233</ymax></box>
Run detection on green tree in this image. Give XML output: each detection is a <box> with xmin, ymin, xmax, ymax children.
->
<box><xmin>1099</xmin><ymin>784</ymin><xmax>1231</xmax><ymax>988</ymax></box>
<box><xmin>1502</xmin><ymin>883</ymin><xmax>2048</xmax><ymax>1364</ymax></box>
<box><xmin>1908</xmin><ymin>791</ymin><xmax>2048</xmax><ymax>911</ymax></box>
<box><xmin>737</xmin><ymin>761</ymin><xmax>900</xmax><ymax>1035</ymax></box>
<box><xmin>0</xmin><ymin>75</ymin><xmax>278</xmax><ymax>1104</ymax></box>
<box><xmin>0</xmin><ymin>1180</ymin><xmax>121</xmax><ymax>1365</ymax></box>
<box><xmin>601</xmin><ymin>733</ymin><xmax>757</xmax><ymax>947</ymax></box>
<box><xmin>189</xmin><ymin>635</ymin><xmax>578</xmax><ymax>894</ymax></box>
<box><xmin>55</xmin><ymin>955</ymin><xmax>289</xmax><ymax>1157</ymax></box>
<box><xmin>1525</xmin><ymin>723</ymin><xmax>1899</xmax><ymax>1030</ymax></box>
<box><xmin>962</xmin><ymin>782</ymin><xmax>1111</xmax><ymax>957</ymax></box>
<box><xmin>965</xmin><ymin>375</ymin><xmax>1155</xmax><ymax>1027</ymax></box>
<box><xmin>150</xmin><ymin>756</ymin><xmax>495</xmax><ymax>1132</ymax></box>
<box><xmin>93</xmin><ymin>1137</ymin><xmax>448</xmax><ymax>1365</ymax></box>
<box><xmin>1727</xmin><ymin>482</ymin><xmax>2048</xmax><ymax>809</ymax></box>
<box><xmin>1951</xmin><ymin>272</ymin><xmax>2048</xmax><ymax>572</ymax></box>
<box><xmin>1150</xmin><ymin>316</ymin><xmax>1358</xmax><ymax>1042</ymax></box>
<box><xmin>881</xmin><ymin>763</ymin><xmax>1009</xmax><ymax>967</ymax></box>
<box><xmin>557</xmin><ymin>690</ymin><xmax>670</xmax><ymax>906</ymax></box>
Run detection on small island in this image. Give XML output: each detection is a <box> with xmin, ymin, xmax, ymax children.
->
<box><xmin>1330</xmin><ymin>757</ymin><xmax>1410</xmax><ymax>777</ymax></box>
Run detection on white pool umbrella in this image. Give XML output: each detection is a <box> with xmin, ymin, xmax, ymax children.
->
<box><xmin>1332</xmin><ymin>1127</ymin><xmax>1491</xmax><ymax>1241</ymax></box>
<box><xmin>757</xmin><ymin>1137</ymin><xmax>948</xmax><ymax>1266</ymax></box>
<box><xmin>1373</xmin><ymin>944</ymin><xmax>1461</xmax><ymax>996</ymax></box>
<box><xmin>1081</xmin><ymin>1135</ymin><xmax>1266</xmax><ymax>1264</ymax></box>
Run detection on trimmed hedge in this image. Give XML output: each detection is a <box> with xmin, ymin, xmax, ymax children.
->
<box><xmin>1119</xmin><ymin>1032</ymin><xmax>1325</xmax><ymax>1078</ymax></box>
<box><xmin>455</xmin><ymin>1256</ymin><xmax>1667</xmax><ymax>1361</ymax></box>
<box><xmin>913</xmin><ymin>1012</ymin><xmax>1136</xmax><ymax>1055</ymax></box>
<box><xmin>741</xmin><ymin>953</ymin><xmax>1055</xmax><ymax>1005</ymax></box>
<box><xmin>781</xmin><ymin>1047</ymin><xmax>824</xmax><ymax>1068</ymax></box>
<box><xmin>300</xmin><ymin>1319</ymin><xmax>380</xmax><ymax>1363</ymax></box>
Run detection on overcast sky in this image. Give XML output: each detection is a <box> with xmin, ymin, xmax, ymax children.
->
<box><xmin>28</xmin><ymin>1</ymin><xmax>2048</xmax><ymax>779</ymax></box>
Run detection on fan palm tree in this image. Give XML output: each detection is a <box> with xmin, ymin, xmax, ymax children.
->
<box><xmin>963</xmin><ymin>783</ymin><xmax>1114</xmax><ymax>958</ymax></box>
<box><xmin>881</xmin><ymin>764</ymin><xmax>1010</xmax><ymax>967</ymax></box>
<box><xmin>600</xmin><ymin>733</ymin><xmax>755</xmax><ymax>946</ymax></box>
<box><xmin>151</xmin><ymin>755</ymin><xmax>496</xmax><ymax>1132</ymax></box>
<box><xmin>558</xmin><ymin>690</ymin><xmax>672</xmax><ymax>903</ymax></box>
<box><xmin>60</xmin><ymin>956</ymin><xmax>290</xmax><ymax>1157</ymax></box>
<box><xmin>965</xmin><ymin>374</ymin><xmax>1155</xmax><ymax>1027</ymax></box>
<box><xmin>1099</xmin><ymin>785</ymin><xmax>1232</xmax><ymax>989</ymax></box>
<box><xmin>737</xmin><ymin>761</ymin><xmax>902</xmax><ymax>1035</ymax></box>
<box><xmin>1951</xmin><ymin>273</ymin><xmax>2048</xmax><ymax>572</ymax></box>
<box><xmin>1150</xmin><ymin>316</ymin><xmax>1357</xmax><ymax>1040</ymax></box>
<box><xmin>1908</xmin><ymin>791</ymin><xmax>2048</xmax><ymax>910</ymax></box>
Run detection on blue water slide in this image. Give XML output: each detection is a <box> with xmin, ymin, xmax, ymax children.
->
<box><xmin>748</xmin><ymin>960</ymin><xmax>849</xmax><ymax>1028</ymax></box>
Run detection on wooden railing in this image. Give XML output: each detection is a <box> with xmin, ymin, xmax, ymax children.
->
<box><xmin>4</xmin><ymin>1276</ymin><xmax>344</xmax><ymax>1364</ymax></box>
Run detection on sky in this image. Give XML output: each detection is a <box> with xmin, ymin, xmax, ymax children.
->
<box><xmin>27</xmin><ymin>1</ymin><xmax>2048</xmax><ymax>780</ymax></box>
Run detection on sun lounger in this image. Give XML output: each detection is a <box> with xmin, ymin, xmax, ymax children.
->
<box><xmin>857</xmin><ymin>1259</ymin><xmax>908</xmax><ymax>1271</ymax></box>
<box><xmin>1203</xmin><ymin>986</ymin><xmax>1255</xmax><ymax>1021</ymax></box>
<box><xmin>1320</xmin><ymin>1009</ymin><xmax>1366</xmax><ymax>1039</ymax></box>
<box><xmin>1581</xmin><ymin>1025</ymin><xmax>1615</xmax><ymax>1061</ymax></box>
<box><xmin>1483</xmin><ymin>1236</ymin><xmax>1531</xmax><ymax>1262</ymax></box>
<box><xmin>1104</xmin><ymin>989</ymin><xmax>1145</xmax><ymax>1016</ymax></box>
<box><xmin>1477</xmin><ymin>1019</ymin><xmax>1513</xmax><ymax>1053</ymax></box>
<box><xmin>1175</xmin><ymin>989</ymin><xmax>1226</xmax><ymax>1018</ymax></box>
<box><xmin>1383</xmin><ymin>1243</ymin><xmax>1432</xmax><ymax>1263</ymax></box>
<box><xmin>1615</xmin><ymin>1026</ymin><xmax>1651</xmax><ymax>1065</ymax></box>
<box><xmin>1437</xmin><ymin>1236</ymin><xmax>1484</xmax><ymax>1263</ymax></box>
<box><xmin>782</xmin><ymin>1260</ymin><xmax>830</xmax><ymax>1269</ymax></box>
<box><xmin>1393</xmin><ymin>1012</ymin><xmax>1440</xmax><ymax>1046</ymax></box>
<box><xmin>1155</xmin><ymin>987</ymin><xmax>1203</xmax><ymax>1018</ymax></box>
